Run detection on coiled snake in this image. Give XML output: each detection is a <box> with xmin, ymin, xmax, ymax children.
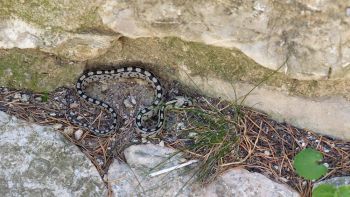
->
<box><xmin>69</xmin><ymin>66</ymin><xmax>191</xmax><ymax>136</ymax></box>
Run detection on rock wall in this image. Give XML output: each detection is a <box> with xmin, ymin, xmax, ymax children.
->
<box><xmin>0</xmin><ymin>0</ymin><xmax>350</xmax><ymax>139</ymax></box>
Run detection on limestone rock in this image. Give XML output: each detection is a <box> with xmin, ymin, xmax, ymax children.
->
<box><xmin>203</xmin><ymin>168</ymin><xmax>299</xmax><ymax>197</ymax></box>
<box><xmin>0</xmin><ymin>111</ymin><xmax>107</xmax><ymax>197</ymax></box>
<box><xmin>0</xmin><ymin>18</ymin><xmax>118</xmax><ymax>61</ymax></box>
<box><xmin>108</xmin><ymin>144</ymin><xmax>300</xmax><ymax>197</ymax></box>
<box><xmin>108</xmin><ymin>144</ymin><xmax>198</xmax><ymax>197</ymax></box>
<box><xmin>99</xmin><ymin>0</ymin><xmax>350</xmax><ymax>80</ymax></box>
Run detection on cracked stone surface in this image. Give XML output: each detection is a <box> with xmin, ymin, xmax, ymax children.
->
<box><xmin>108</xmin><ymin>144</ymin><xmax>300</xmax><ymax>197</ymax></box>
<box><xmin>0</xmin><ymin>111</ymin><xmax>107</xmax><ymax>197</ymax></box>
<box><xmin>99</xmin><ymin>0</ymin><xmax>350</xmax><ymax>80</ymax></box>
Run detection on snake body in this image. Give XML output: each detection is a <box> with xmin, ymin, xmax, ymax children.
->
<box><xmin>70</xmin><ymin>66</ymin><xmax>185</xmax><ymax>136</ymax></box>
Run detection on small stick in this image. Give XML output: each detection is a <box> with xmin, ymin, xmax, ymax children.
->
<box><xmin>149</xmin><ymin>160</ymin><xmax>199</xmax><ymax>177</ymax></box>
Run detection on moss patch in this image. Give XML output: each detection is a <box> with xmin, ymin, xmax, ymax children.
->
<box><xmin>0</xmin><ymin>0</ymin><xmax>105</xmax><ymax>32</ymax></box>
<box><xmin>0</xmin><ymin>49</ymin><xmax>84</xmax><ymax>92</ymax></box>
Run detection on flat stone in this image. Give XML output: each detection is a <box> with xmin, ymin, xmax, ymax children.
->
<box><xmin>0</xmin><ymin>111</ymin><xmax>107</xmax><ymax>197</ymax></box>
<box><xmin>109</xmin><ymin>144</ymin><xmax>198</xmax><ymax>197</ymax></box>
<box><xmin>99</xmin><ymin>0</ymin><xmax>350</xmax><ymax>80</ymax></box>
<box><xmin>203</xmin><ymin>168</ymin><xmax>299</xmax><ymax>197</ymax></box>
<box><xmin>108</xmin><ymin>144</ymin><xmax>299</xmax><ymax>197</ymax></box>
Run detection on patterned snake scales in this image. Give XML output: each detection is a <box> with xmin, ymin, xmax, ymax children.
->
<box><xmin>69</xmin><ymin>66</ymin><xmax>191</xmax><ymax>136</ymax></box>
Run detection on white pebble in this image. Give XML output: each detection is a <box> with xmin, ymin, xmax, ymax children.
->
<box><xmin>159</xmin><ymin>141</ymin><xmax>165</xmax><ymax>147</ymax></box>
<box><xmin>141</xmin><ymin>138</ymin><xmax>147</xmax><ymax>143</ymax></box>
<box><xmin>323</xmin><ymin>163</ymin><xmax>329</xmax><ymax>168</ymax></box>
<box><xmin>177</xmin><ymin>122</ymin><xmax>185</xmax><ymax>131</ymax></box>
<box><xmin>35</xmin><ymin>96</ymin><xmax>42</xmax><ymax>102</ymax></box>
<box><xmin>123</xmin><ymin>99</ymin><xmax>133</xmax><ymax>108</ymax></box>
<box><xmin>264</xmin><ymin>150</ymin><xmax>270</xmax><ymax>156</ymax></box>
<box><xmin>130</xmin><ymin>96</ymin><xmax>137</xmax><ymax>105</ymax></box>
<box><xmin>63</xmin><ymin>126</ymin><xmax>74</xmax><ymax>135</ymax></box>
<box><xmin>49</xmin><ymin>113</ymin><xmax>57</xmax><ymax>117</ymax></box>
<box><xmin>20</xmin><ymin>94</ymin><xmax>30</xmax><ymax>102</ymax></box>
<box><xmin>188</xmin><ymin>132</ymin><xmax>197</xmax><ymax>137</ymax></box>
<box><xmin>74</xmin><ymin>129</ymin><xmax>84</xmax><ymax>140</ymax></box>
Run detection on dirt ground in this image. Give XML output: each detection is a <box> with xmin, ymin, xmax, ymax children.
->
<box><xmin>0</xmin><ymin>72</ymin><xmax>349</xmax><ymax>197</ymax></box>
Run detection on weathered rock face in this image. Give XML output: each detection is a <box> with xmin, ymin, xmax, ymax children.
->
<box><xmin>108</xmin><ymin>144</ymin><xmax>300</xmax><ymax>197</ymax></box>
<box><xmin>99</xmin><ymin>0</ymin><xmax>350</xmax><ymax>80</ymax></box>
<box><xmin>0</xmin><ymin>1</ymin><xmax>350</xmax><ymax>140</ymax></box>
<box><xmin>0</xmin><ymin>112</ymin><xmax>107</xmax><ymax>196</ymax></box>
<box><xmin>0</xmin><ymin>18</ymin><xmax>118</xmax><ymax>61</ymax></box>
<box><xmin>1</xmin><ymin>0</ymin><xmax>349</xmax><ymax>80</ymax></box>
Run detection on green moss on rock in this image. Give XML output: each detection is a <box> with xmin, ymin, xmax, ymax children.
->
<box><xmin>91</xmin><ymin>37</ymin><xmax>350</xmax><ymax>100</ymax></box>
<box><xmin>0</xmin><ymin>0</ymin><xmax>104</xmax><ymax>32</ymax></box>
<box><xmin>0</xmin><ymin>49</ymin><xmax>84</xmax><ymax>92</ymax></box>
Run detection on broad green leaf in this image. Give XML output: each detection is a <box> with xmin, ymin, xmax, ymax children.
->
<box><xmin>293</xmin><ymin>148</ymin><xmax>327</xmax><ymax>180</ymax></box>
<box><xmin>312</xmin><ymin>184</ymin><xmax>336</xmax><ymax>197</ymax></box>
<box><xmin>335</xmin><ymin>185</ymin><xmax>350</xmax><ymax>197</ymax></box>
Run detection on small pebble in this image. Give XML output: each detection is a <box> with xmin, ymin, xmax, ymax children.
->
<box><xmin>123</xmin><ymin>99</ymin><xmax>133</xmax><ymax>108</ymax></box>
<box><xmin>141</xmin><ymin>138</ymin><xmax>147</xmax><ymax>143</ymax></box>
<box><xmin>323</xmin><ymin>163</ymin><xmax>329</xmax><ymax>168</ymax></box>
<box><xmin>49</xmin><ymin>113</ymin><xmax>57</xmax><ymax>117</ymax></box>
<box><xmin>34</xmin><ymin>96</ymin><xmax>42</xmax><ymax>102</ymax></box>
<box><xmin>177</xmin><ymin>122</ymin><xmax>185</xmax><ymax>131</ymax></box>
<box><xmin>103</xmin><ymin>176</ymin><xmax>108</xmax><ymax>182</ymax></box>
<box><xmin>63</xmin><ymin>126</ymin><xmax>74</xmax><ymax>136</ymax></box>
<box><xmin>280</xmin><ymin>177</ymin><xmax>289</xmax><ymax>182</ymax></box>
<box><xmin>53</xmin><ymin>124</ymin><xmax>63</xmax><ymax>129</ymax></box>
<box><xmin>188</xmin><ymin>132</ymin><xmax>197</xmax><ymax>138</ymax></box>
<box><xmin>323</xmin><ymin>148</ymin><xmax>330</xmax><ymax>153</ymax></box>
<box><xmin>70</xmin><ymin>103</ymin><xmax>79</xmax><ymax>108</ymax></box>
<box><xmin>14</xmin><ymin>93</ymin><xmax>21</xmax><ymax>99</ymax></box>
<box><xmin>96</xmin><ymin>158</ymin><xmax>104</xmax><ymax>166</ymax></box>
<box><xmin>20</xmin><ymin>94</ymin><xmax>30</xmax><ymax>102</ymax></box>
<box><xmin>264</xmin><ymin>150</ymin><xmax>270</xmax><ymax>156</ymax></box>
<box><xmin>130</xmin><ymin>96</ymin><xmax>137</xmax><ymax>105</ymax></box>
<box><xmin>159</xmin><ymin>141</ymin><xmax>165</xmax><ymax>147</ymax></box>
<box><xmin>74</xmin><ymin>129</ymin><xmax>84</xmax><ymax>140</ymax></box>
<box><xmin>273</xmin><ymin>165</ymin><xmax>279</xmax><ymax>170</ymax></box>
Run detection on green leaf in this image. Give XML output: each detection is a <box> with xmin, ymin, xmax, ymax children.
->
<box><xmin>293</xmin><ymin>148</ymin><xmax>327</xmax><ymax>180</ymax></box>
<box><xmin>313</xmin><ymin>184</ymin><xmax>336</xmax><ymax>197</ymax></box>
<box><xmin>336</xmin><ymin>185</ymin><xmax>350</xmax><ymax>197</ymax></box>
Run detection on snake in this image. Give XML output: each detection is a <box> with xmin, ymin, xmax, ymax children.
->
<box><xmin>68</xmin><ymin>66</ymin><xmax>191</xmax><ymax>136</ymax></box>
